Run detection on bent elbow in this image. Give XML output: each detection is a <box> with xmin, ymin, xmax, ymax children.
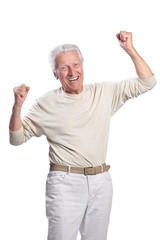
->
<box><xmin>138</xmin><ymin>75</ymin><xmax>157</xmax><ymax>91</ymax></box>
<box><xmin>9</xmin><ymin>139</ymin><xmax>24</xmax><ymax>146</ymax></box>
<box><xmin>9</xmin><ymin>127</ymin><xmax>26</xmax><ymax>146</ymax></box>
<box><xmin>9</xmin><ymin>136</ymin><xmax>25</xmax><ymax>146</ymax></box>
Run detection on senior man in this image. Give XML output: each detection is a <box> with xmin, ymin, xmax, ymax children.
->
<box><xmin>9</xmin><ymin>31</ymin><xmax>157</xmax><ymax>240</ymax></box>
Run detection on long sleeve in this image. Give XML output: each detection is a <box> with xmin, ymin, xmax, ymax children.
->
<box><xmin>9</xmin><ymin>100</ymin><xmax>44</xmax><ymax>146</ymax></box>
<box><xmin>8</xmin><ymin>77</ymin><xmax>157</xmax><ymax>167</ymax></box>
<box><xmin>109</xmin><ymin>75</ymin><xmax>157</xmax><ymax>116</ymax></box>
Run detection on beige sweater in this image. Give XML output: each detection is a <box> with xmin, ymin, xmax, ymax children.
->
<box><xmin>9</xmin><ymin>76</ymin><xmax>157</xmax><ymax>167</ymax></box>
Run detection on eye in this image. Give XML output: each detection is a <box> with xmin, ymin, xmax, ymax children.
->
<box><xmin>59</xmin><ymin>65</ymin><xmax>68</xmax><ymax>72</ymax></box>
<box><xmin>74</xmin><ymin>63</ymin><xmax>80</xmax><ymax>68</ymax></box>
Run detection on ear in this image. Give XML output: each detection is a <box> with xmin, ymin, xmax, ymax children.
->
<box><xmin>54</xmin><ymin>72</ymin><xmax>59</xmax><ymax>80</ymax></box>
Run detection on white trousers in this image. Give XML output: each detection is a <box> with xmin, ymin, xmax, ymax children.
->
<box><xmin>45</xmin><ymin>168</ymin><xmax>113</xmax><ymax>240</ymax></box>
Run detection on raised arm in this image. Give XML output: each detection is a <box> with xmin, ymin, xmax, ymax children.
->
<box><xmin>116</xmin><ymin>30</ymin><xmax>154</xmax><ymax>79</ymax></box>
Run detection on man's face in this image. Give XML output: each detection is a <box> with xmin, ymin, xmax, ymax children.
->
<box><xmin>54</xmin><ymin>51</ymin><xmax>84</xmax><ymax>94</ymax></box>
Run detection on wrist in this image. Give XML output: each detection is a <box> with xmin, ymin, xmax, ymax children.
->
<box><xmin>12</xmin><ymin>103</ymin><xmax>22</xmax><ymax>112</ymax></box>
<box><xmin>125</xmin><ymin>46</ymin><xmax>138</xmax><ymax>58</ymax></box>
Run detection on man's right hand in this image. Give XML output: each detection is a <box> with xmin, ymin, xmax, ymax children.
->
<box><xmin>13</xmin><ymin>84</ymin><xmax>30</xmax><ymax>107</ymax></box>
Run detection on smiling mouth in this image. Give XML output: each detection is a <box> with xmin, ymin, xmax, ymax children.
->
<box><xmin>68</xmin><ymin>76</ymin><xmax>79</xmax><ymax>82</ymax></box>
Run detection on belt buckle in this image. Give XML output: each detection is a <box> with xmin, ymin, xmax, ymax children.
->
<box><xmin>84</xmin><ymin>167</ymin><xmax>93</xmax><ymax>176</ymax></box>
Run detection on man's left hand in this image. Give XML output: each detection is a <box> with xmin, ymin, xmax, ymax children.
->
<box><xmin>116</xmin><ymin>30</ymin><xmax>134</xmax><ymax>52</ymax></box>
<box><xmin>116</xmin><ymin>30</ymin><xmax>154</xmax><ymax>79</ymax></box>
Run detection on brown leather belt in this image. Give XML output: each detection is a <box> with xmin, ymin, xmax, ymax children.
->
<box><xmin>50</xmin><ymin>163</ymin><xmax>110</xmax><ymax>175</ymax></box>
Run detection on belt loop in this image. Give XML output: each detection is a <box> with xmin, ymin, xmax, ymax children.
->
<box><xmin>100</xmin><ymin>164</ymin><xmax>103</xmax><ymax>173</ymax></box>
<box><xmin>68</xmin><ymin>165</ymin><xmax>71</xmax><ymax>174</ymax></box>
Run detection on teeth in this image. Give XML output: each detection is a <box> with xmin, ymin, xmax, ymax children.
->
<box><xmin>68</xmin><ymin>77</ymin><xmax>79</xmax><ymax>81</ymax></box>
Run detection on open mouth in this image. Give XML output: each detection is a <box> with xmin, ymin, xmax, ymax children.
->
<box><xmin>68</xmin><ymin>76</ymin><xmax>79</xmax><ymax>82</ymax></box>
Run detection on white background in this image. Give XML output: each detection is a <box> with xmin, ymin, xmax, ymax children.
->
<box><xmin>1</xmin><ymin>0</ymin><xmax>160</xmax><ymax>239</ymax></box>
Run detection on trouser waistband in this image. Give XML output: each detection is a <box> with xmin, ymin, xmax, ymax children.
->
<box><xmin>49</xmin><ymin>163</ymin><xmax>110</xmax><ymax>176</ymax></box>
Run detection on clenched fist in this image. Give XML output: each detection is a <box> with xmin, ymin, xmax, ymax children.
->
<box><xmin>13</xmin><ymin>84</ymin><xmax>30</xmax><ymax>107</ymax></box>
<box><xmin>116</xmin><ymin>30</ymin><xmax>134</xmax><ymax>52</ymax></box>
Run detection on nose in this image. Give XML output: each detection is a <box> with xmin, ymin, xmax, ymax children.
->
<box><xmin>68</xmin><ymin>66</ymin><xmax>75</xmax><ymax>76</ymax></box>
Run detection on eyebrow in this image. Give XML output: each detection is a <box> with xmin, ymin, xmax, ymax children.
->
<box><xmin>59</xmin><ymin>62</ymin><xmax>80</xmax><ymax>66</ymax></box>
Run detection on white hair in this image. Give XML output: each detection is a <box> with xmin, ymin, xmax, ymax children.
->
<box><xmin>48</xmin><ymin>44</ymin><xmax>84</xmax><ymax>72</ymax></box>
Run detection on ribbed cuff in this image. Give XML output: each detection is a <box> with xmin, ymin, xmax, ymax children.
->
<box><xmin>138</xmin><ymin>75</ymin><xmax>157</xmax><ymax>88</ymax></box>
<box><xmin>9</xmin><ymin>126</ymin><xmax>24</xmax><ymax>145</ymax></box>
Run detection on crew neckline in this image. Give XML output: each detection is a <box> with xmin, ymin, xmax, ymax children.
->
<box><xmin>60</xmin><ymin>84</ymin><xmax>87</xmax><ymax>99</ymax></box>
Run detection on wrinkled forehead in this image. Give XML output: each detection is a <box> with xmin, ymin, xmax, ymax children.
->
<box><xmin>55</xmin><ymin>51</ymin><xmax>81</xmax><ymax>68</ymax></box>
